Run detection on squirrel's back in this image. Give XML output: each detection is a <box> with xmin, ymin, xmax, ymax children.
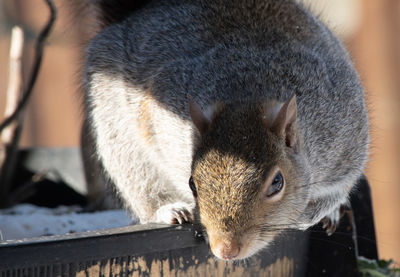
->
<box><xmin>85</xmin><ymin>0</ymin><xmax>368</xmax><ymax>183</ymax></box>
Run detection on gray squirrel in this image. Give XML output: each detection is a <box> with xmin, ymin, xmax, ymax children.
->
<box><xmin>81</xmin><ymin>0</ymin><xmax>369</xmax><ymax>260</ymax></box>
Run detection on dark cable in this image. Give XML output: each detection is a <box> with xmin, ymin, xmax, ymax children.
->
<box><xmin>0</xmin><ymin>0</ymin><xmax>57</xmax><ymax>132</ymax></box>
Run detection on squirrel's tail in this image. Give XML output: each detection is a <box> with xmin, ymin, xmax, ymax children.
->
<box><xmin>70</xmin><ymin>0</ymin><xmax>151</xmax><ymax>31</ymax></box>
<box><xmin>89</xmin><ymin>0</ymin><xmax>150</xmax><ymax>27</ymax></box>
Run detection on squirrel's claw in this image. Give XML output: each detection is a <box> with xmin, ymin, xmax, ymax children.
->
<box><xmin>320</xmin><ymin>204</ymin><xmax>349</xmax><ymax>236</ymax></box>
<box><xmin>321</xmin><ymin>216</ymin><xmax>338</xmax><ymax>236</ymax></box>
<box><xmin>154</xmin><ymin>202</ymin><xmax>194</xmax><ymax>224</ymax></box>
<box><xmin>174</xmin><ymin>209</ymin><xmax>192</xmax><ymax>224</ymax></box>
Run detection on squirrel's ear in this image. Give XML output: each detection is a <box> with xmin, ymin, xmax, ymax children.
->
<box><xmin>271</xmin><ymin>95</ymin><xmax>298</xmax><ymax>148</ymax></box>
<box><xmin>188</xmin><ymin>95</ymin><xmax>210</xmax><ymax>136</ymax></box>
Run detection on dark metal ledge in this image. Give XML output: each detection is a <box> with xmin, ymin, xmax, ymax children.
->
<box><xmin>0</xmin><ymin>223</ymin><xmax>308</xmax><ymax>276</ymax></box>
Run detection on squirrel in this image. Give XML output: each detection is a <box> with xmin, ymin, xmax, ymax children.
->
<box><xmin>80</xmin><ymin>0</ymin><xmax>369</xmax><ymax>260</ymax></box>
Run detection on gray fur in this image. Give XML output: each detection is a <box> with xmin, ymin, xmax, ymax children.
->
<box><xmin>82</xmin><ymin>0</ymin><xmax>369</xmax><ymax>257</ymax></box>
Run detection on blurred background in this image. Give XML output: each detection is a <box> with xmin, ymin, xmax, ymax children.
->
<box><xmin>0</xmin><ymin>0</ymin><xmax>399</xmax><ymax>263</ymax></box>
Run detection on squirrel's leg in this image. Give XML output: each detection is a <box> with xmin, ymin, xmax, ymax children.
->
<box><xmin>319</xmin><ymin>180</ymin><xmax>356</xmax><ymax>235</ymax></box>
<box><xmin>83</xmin><ymin>116</ymin><xmax>195</xmax><ymax>223</ymax></box>
<box><xmin>320</xmin><ymin>203</ymin><xmax>350</xmax><ymax>235</ymax></box>
<box><xmin>299</xmin><ymin>194</ymin><xmax>347</xmax><ymax>233</ymax></box>
<box><xmin>301</xmin><ymin>177</ymin><xmax>357</xmax><ymax>235</ymax></box>
<box><xmin>85</xmin><ymin>75</ymin><xmax>194</xmax><ymax>224</ymax></box>
<box><xmin>101</xmin><ymin>148</ymin><xmax>195</xmax><ymax>224</ymax></box>
<box><xmin>301</xmin><ymin>193</ymin><xmax>351</xmax><ymax>235</ymax></box>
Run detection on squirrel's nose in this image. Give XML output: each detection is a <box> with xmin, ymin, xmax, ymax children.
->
<box><xmin>213</xmin><ymin>241</ymin><xmax>241</xmax><ymax>260</ymax></box>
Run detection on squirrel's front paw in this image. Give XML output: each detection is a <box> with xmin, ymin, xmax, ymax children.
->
<box><xmin>320</xmin><ymin>205</ymin><xmax>349</xmax><ymax>236</ymax></box>
<box><xmin>154</xmin><ymin>202</ymin><xmax>194</xmax><ymax>224</ymax></box>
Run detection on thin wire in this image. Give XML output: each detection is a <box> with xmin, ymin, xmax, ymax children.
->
<box><xmin>0</xmin><ymin>0</ymin><xmax>57</xmax><ymax>132</ymax></box>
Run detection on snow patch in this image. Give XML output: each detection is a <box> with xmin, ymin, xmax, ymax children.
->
<box><xmin>0</xmin><ymin>204</ymin><xmax>134</xmax><ymax>241</ymax></box>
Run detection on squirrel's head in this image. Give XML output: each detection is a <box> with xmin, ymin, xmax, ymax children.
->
<box><xmin>189</xmin><ymin>95</ymin><xmax>310</xmax><ymax>260</ymax></box>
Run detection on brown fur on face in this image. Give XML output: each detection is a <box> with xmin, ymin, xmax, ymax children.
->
<box><xmin>191</xmin><ymin>101</ymin><xmax>310</xmax><ymax>259</ymax></box>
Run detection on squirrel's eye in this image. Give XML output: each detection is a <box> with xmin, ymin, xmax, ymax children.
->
<box><xmin>189</xmin><ymin>176</ymin><xmax>197</xmax><ymax>197</ymax></box>
<box><xmin>266</xmin><ymin>172</ymin><xmax>284</xmax><ymax>197</ymax></box>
